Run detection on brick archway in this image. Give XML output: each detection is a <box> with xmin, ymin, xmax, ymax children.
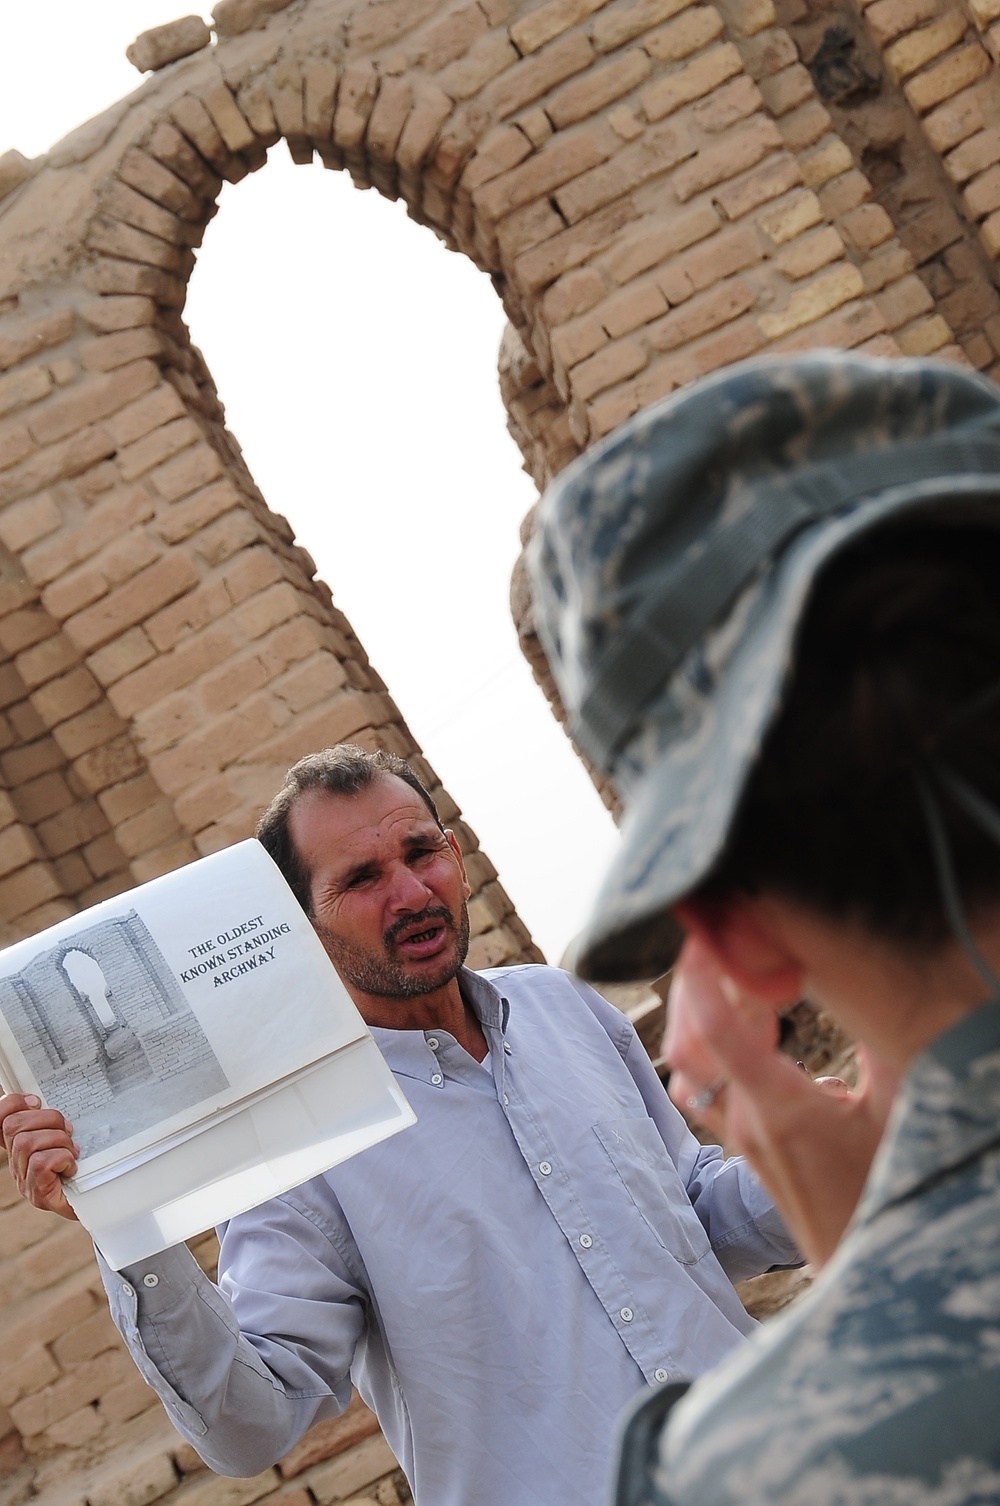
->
<box><xmin>3</xmin><ymin>0</ymin><xmax>1000</xmax><ymax>1496</ymax></box>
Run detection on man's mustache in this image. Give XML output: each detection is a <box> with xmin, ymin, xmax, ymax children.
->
<box><xmin>384</xmin><ymin>907</ymin><xmax>454</xmax><ymax>949</ymax></box>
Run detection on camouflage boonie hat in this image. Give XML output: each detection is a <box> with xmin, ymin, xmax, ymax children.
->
<box><xmin>529</xmin><ymin>349</ymin><xmax>1000</xmax><ymax>982</ymax></box>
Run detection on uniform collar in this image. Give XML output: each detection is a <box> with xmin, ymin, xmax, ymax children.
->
<box><xmin>858</xmin><ymin>997</ymin><xmax>1000</xmax><ymax>1221</ymax></box>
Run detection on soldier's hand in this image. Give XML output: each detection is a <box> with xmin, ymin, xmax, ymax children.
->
<box><xmin>663</xmin><ymin>938</ymin><xmax>897</xmax><ymax>1269</ymax></box>
<box><xmin>0</xmin><ymin>1093</ymin><xmax>79</xmax><ymax>1221</ymax></box>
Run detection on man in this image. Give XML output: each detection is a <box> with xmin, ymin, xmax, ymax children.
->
<box><xmin>0</xmin><ymin>744</ymin><xmax>798</xmax><ymax>1506</ymax></box>
<box><xmin>529</xmin><ymin>348</ymin><xmax>1000</xmax><ymax>1503</ymax></box>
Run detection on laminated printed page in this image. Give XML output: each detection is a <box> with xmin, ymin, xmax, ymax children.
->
<box><xmin>0</xmin><ymin>839</ymin><xmax>414</xmax><ymax>1260</ymax></box>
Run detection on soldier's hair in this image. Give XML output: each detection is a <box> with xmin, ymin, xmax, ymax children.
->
<box><xmin>699</xmin><ymin>522</ymin><xmax>1000</xmax><ymax>947</ymax></box>
<box><xmin>256</xmin><ymin>744</ymin><xmax>443</xmax><ymax>914</ymax></box>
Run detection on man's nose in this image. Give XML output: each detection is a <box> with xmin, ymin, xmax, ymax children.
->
<box><xmin>387</xmin><ymin>863</ymin><xmax>434</xmax><ymax>912</ymax></box>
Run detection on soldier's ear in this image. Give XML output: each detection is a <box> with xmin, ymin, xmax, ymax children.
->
<box><xmin>673</xmin><ymin>897</ymin><xmax>804</xmax><ymax>1006</ymax></box>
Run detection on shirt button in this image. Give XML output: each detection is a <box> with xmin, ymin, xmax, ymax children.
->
<box><xmin>654</xmin><ymin>1368</ymin><xmax>669</xmax><ymax>1383</ymax></box>
<box><xmin>620</xmin><ymin>1307</ymin><xmax>634</xmax><ymax>1323</ymax></box>
<box><xmin>579</xmin><ymin>1234</ymin><xmax>593</xmax><ymax>1249</ymax></box>
<box><xmin>539</xmin><ymin>1161</ymin><xmax>552</xmax><ymax>1176</ymax></box>
<box><xmin>427</xmin><ymin>1036</ymin><xmax>440</xmax><ymax>1050</ymax></box>
<box><xmin>121</xmin><ymin>1283</ymin><xmax>134</xmax><ymax>1298</ymax></box>
<box><xmin>503</xmin><ymin>1041</ymin><xmax>512</xmax><ymax>1054</ymax></box>
<box><xmin>431</xmin><ymin>1073</ymin><xmax>443</xmax><ymax>1086</ymax></box>
<box><xmin>503</xmin><ymin>1094</ymin><xmax>509</xmax><ymax>1106</ymax></box>
<box><xmin>142</xmin><ymin>1273</ymin><xmax>159</xmax><ymax>1288</ymax></box>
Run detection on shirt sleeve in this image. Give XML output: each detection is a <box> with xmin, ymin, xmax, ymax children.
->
<box><xmin>97</xmin><ymin>1189</ymin><xmax>368</xmax><ymax>1476</ymax></box>
<box><xmin>568</xmin><ymin>973</ymin><xmax>802</xmax><ymax>1282</ymax></box>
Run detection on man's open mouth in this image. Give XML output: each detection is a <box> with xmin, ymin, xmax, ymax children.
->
<box><xmin>390</xmin><ymin>915</ymin><xmax>451</xmax><ymax>959</ymax></box>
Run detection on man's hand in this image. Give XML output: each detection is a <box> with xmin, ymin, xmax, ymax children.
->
<box><xmin>0</xmin><ymin>1094</ymin><xmax>79</xmax><ymax>1221</ymax></box>
<box><xmin>663</xmin><ymin>938</ymin><xmax>898</xmax><ymax>1268</ymax></box>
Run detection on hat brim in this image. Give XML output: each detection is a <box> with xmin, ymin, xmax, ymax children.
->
<box><xmin>571</xmin><ymin>483</ymin><xmax>1000</xmax><ymax>983</ymax></box>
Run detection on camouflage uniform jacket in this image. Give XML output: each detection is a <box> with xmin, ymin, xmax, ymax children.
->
<box><xmin>615</xmin><ymin>999</ymin><xmax>1000</xmax><ymax>1506</ymax></box>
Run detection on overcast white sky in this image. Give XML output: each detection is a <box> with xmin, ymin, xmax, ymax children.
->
<box><xmin>0</xmin><ymin>3</ymin><xmax>620</xmax><ymax>963</ymax></box>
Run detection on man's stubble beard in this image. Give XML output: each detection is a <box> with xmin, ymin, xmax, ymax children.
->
<box><xmin>312</xmin><ymin>903</ymin><xmax>471</xmax><ymax>1000</ymax></box>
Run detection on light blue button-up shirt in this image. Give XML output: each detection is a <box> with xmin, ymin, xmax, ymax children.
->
<box><xmin>100</xmin><ymin>966</ymin><xmax>797</xmax><ymax>1506</ymax></box>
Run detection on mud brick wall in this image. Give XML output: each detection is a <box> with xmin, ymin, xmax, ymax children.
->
<box><xmin>2</xmin><ymin>0</ymin><xmax>1000</xmax><ymax>1501</ymax></box>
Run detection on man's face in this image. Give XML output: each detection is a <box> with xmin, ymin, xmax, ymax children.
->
<box><xmin>287</xmin><ymin>776</ymin><xmax>471</xmax><ymax>1006</ymax></box>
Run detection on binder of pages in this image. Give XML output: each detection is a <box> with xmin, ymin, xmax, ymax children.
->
<box><xmin>0</xmin><ymin>840</ymin><xmax>415</xmax><ymax>1269</ymax></box>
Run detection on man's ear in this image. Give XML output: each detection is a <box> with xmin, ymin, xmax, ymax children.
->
<box><xmin>674</xmin><ymin>896</ymin><xmax>804</xmax><ymax>1005</ymax></box>
<box><xmin>445</xmin><ymin>829</ymin><xmax>472</xmax><ymax>899</ymax></box>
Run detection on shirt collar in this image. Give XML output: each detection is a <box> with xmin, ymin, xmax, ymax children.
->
<box><xmin>858</xmin><ymin>996</ymin><xmax>1000</xmax><ymax>1221</ymax></box>
<box><xmin>367</xmin><ymin>968</ymin><xmax>509</xmax><ymax>1083</ymax></box>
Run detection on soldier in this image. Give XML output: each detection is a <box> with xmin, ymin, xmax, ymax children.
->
<box><xmin>530</xmin><ymin>349</ymin><xmax>1000</xmax><ymax>1504</ymax></box>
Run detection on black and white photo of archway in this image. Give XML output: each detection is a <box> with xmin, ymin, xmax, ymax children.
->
<box><xmin>0</xmin><ymin>910</ymin><xmax>228</xmax><ymax>1159</ymax></box>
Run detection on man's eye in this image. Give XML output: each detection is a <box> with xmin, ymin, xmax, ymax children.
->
<box><xmin>347</xmin><ymin>872</ymin><xmax>375</xmax><ymax>888</ymax></box>
<box><xmin>409</xmin><ymin>847</ymin><xmax>435</xmax><ymax>863</ymax></box>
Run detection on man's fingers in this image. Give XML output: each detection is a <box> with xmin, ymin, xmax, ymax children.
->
<box><xmin>2</xmin><ymin>1106</ymin><xmax>73</xmax><ymax>1154</ymax></box>
<box><xmin>22</xmin><ymin>1146</ymin><xmax>78</xmax><ymax>1213</ymax></box>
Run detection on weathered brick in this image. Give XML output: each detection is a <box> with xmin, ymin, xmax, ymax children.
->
<box><xmin>886</xmin><ymin>11</ymin><xmax>968</xmax><ymax>82</ymax></box>
<box><xmin>0</xmin><ymin>822</ymin><xmax>41</xmax><ymax>879</ymax></box>
<box><xmin>475</xmin><ymin>128</ymin><xmax>614</xmax><ymax>219</ymax></box>
<box><xmin>88</xmin><ymin>217</ymin><xmax>183</xmax><ymax>272</ymax></box>
<box><xmin>487</xmin><ymin>32</ymin><xmax>594</xmax><ymax>119</ymax></box>
<box><xmin>817</xmin><ymin>167</ymin><xmax>871</xmax><ymax>217</ymax></box>
<box><xmin>202</xmin><ymin>82</ymin><xmax>257</xmax><ymax>154</ymax></box>
<box><xmin>0</xmin><ymin>860</ymin><xmax>62</xmax><ymax>921</ymax></box>
<box><xmin>41</xmin><ymin>564</ymin><xmax>109</xmax><ymax>622</ymax></box>
<box><xmin>0</xmin><ymin>1345</ymin><xmax>59</xmax><ymax>1406</ymax></box>
<box><xmin>516</xmin><ymin>199</ymin><xmax>641</xmax><ymax>291</ymax></box>
<box><xmin>37</xmin><ymin>799</ymin><xmax>109</xmax><ymax>859</ymax></box>
<box><xmin>24</xmin><ymin>487</ymin><xmax>155</xmax><ymax>588</ymax></box>
<box><xmin>118</xmin><ymin>418</ymin><xmax>201</xmax><ymax>482</ymax></box>
<box><xmin>639</xmin><ymin>43</ymin><xmax>744</xmax><ymax>120</ymax></box>
<box><xmin>0</xmin><ymin>364</ymin><xmax>52</xmax><ymax>419</ymax></box>
<box><xmin>875</xmin><ymin>271</ymin><xmax>936</xmax><ymax>327</ymax></box>
<box><xmin>549</xmin><ymin>48</ymin><xmax>651</xmax><ymax>128</ymax></box>
<box><xmin>64</xmin><ymin>553</ymin><xmax>200</xmax><ymax>651</ymax></box>
<box><xmin>866</xmin><ymin>0</ymin><xmax>937</xmax><ymax>45</ymax></box>
<box><xmin>650</xmin><ymin>275</ymin><xmax>757</xmax><ymax>348</ymax></box>
<box><xmin>309</xmin><ymin>1435</ymin><xmax>399</xmax><ymax>1505</ymax></box>
<box><xmin>775</xmin><ymin>225</ymin><xmax>845</xmax><ymax>278</ymax></box>
<box><xmin>964</xmin><ymin>162</ymin><xmax>1000</xmax><ymax>216</ymax></box>
<box><xmin>509</xmin><ymin>0</ymin><xmax>606</xmax><ymax>52</ymax></box>
<box><xmin>800</xmin><ymin>136</ymin><xmax>854</xmax><ymax>187</ymax></box>
<box><xmin>601</xmin><ymin>202</ymin><xmax>720</xmax><ymax>284</ymax></box>
<box><xmin>594</xmin><ymin>0</ymin><xmax>695</xmax><ymax>52</ymax></box>
<box><xmin>15</xmin><ymin>632</ymin><xmax>78</xmax><ymax>691</ymax></box>
<box><xmin>767</xmin><ymin>296</ymin><xmax>887</xmax><ymax>351</ymax></box>
<box><xmin>30</xmin><ymin>664</ymin><xmax>103</xmax><ymax>728</ymax></box>
<box><xmin>758</xmin><ymin>262</ymin><xmax>866</xmax><ymax>337</ymax></box>
<box><xmin>149</xmin><ymin>443</ymin><xmax>224</xmax><ymax>501</ymax></box>
<box><xmin>644</xmin><ymin>5</ymin><xmax>724</xmax><ymax>59</ymax></box>
<box><xmin>659</xmin><ymin>221</ymin><xmax>761</xmax><ymax>299</ymax></box>
<box><xmin>541</xmin><ymin>266</ymin><xmax>608</xmax><ymax>322</ymax></box>
<box><xmin>554</xmin><ymin>118</ymin><xmax>695</xmax><ymax>221</ymax></box>
<box><xmin>571</xmin><ymin>336</ymin><xmax>647</xmax><ymax>398</ymax></box>
<box><xmin>0</xmin><ymin>492</ymin><xmax>61</xmax><ymax>553</ymax></box>
<box><xmin>0</xmin><ymin>310</ymin><xmax>75</xmax><ymax>374</ymax></box>
<box><xmin>839</xmin><ymin>201</ymin><xmax>895</xmax><ymax>248</ymax></box>
<box><xmin>758</xmin><ymin>61</ymin><xmax>814</xmax><ymax>115</ymax></box>
<box><xmin>107</xmin><ymin>384</ymin><xmax>187</xmax><ymax>448</ymax></box>
<box><xmin>672</xmin><ymin>114</ymin><xmax>783</xmax><ymax>200</ymax></box>
<box><xmin>52</xmin><ymin>699</ymin><xmax>128</xmax><ymax>760</ymax></box>
<box><xmin>111</xmin><ymin>624</ymin><xmax>239</xmax><ymax>718</ymax></box>
<box><xmin>777</xmin><ymin>96</ymin><xmax>832</xmax><ymax>151</ymax></box>
<box><xmin>695</xmin><ymin>73</ymin><xmax>763</xmax><ymax>130</ymax></box>
<box><xmin>27</xmin><ymin>362</ymin><xmax>160</xmax><ymax>448</ymax></box>
<box><xmin>73</xmin><ymin>731</ymin><xmax>143</xmax><ymax>795</ymax></box>
<box><xmin>10</xmin><ymin>1347</ymin><xmax>132</xmax><ymax>1436</ymax></box>
<box><xmin>13</xmin><ymin>769</ymin><xmax>74</xmax><ymax>824</ymax></box>
<box><xmin>905</xmin><ymin>43</ymin><xmax>991</xmax><ymax>113</ymax></box>
<box><xmin>897</xmin><ymin>312</ymin><xmax>954</xmax><ymax>353</ymax></box>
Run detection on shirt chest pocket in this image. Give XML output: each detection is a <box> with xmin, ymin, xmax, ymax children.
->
<box><xmin>594</xmin><ymin>1118</ymin><xmax>712</xmax><ymax>1267</ymax></box>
